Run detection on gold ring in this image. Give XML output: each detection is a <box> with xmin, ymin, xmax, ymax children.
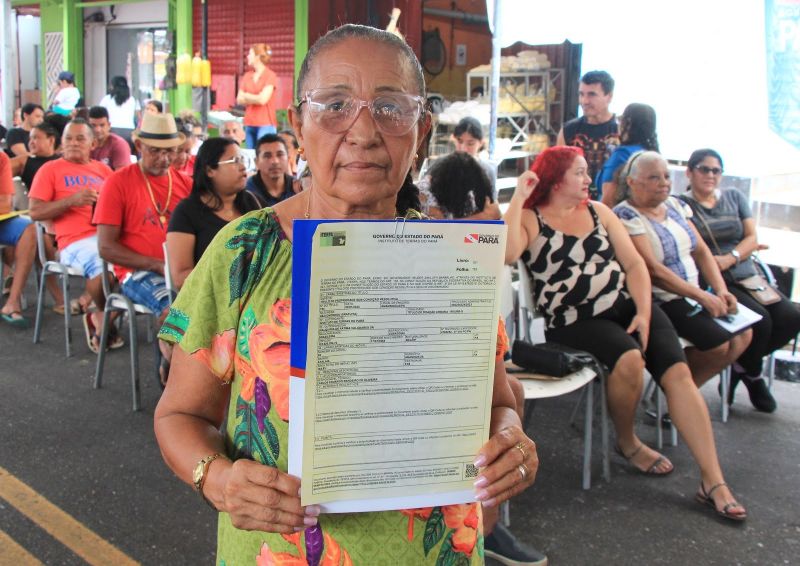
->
<box><xmin>518</xmin><ymin>464</ymin><xmax>528</xmax><ymax>481</ymax></box>
<box><xmin>514</xmin><ymin>442</ymin><xmax>527</xmax><ymax>461</ymax></box>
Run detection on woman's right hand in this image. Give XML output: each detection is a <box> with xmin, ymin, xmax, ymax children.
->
<box><xmin>511</xmin><ymin>171</ymin><xmax>539</xmax><ymax>204</ymax></box>
<box><xmin>216</xmin><ymin>459</ymin><xmax>320</xmax><ymax>533</ymax></box>
<box><xmin>697</xmin><ymin>291</ymin><xmax>728</xmax><ymax>318</ymax></box>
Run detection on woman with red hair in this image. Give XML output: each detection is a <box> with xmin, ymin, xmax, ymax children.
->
<box><xmin>504</xmin><ymin>146</ymin><xmax>746</xmax><ymax>521</ymax></box>
<box><xmin>237</xmin><ymin>43</ymin><xmax>278</xmax><ymax>149</ymax></box>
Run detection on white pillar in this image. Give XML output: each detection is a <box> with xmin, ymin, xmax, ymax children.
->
<box><xmin>0</xmin><ymin>0</ymin><xmax>17</xmax><ymax>126</ymax></box>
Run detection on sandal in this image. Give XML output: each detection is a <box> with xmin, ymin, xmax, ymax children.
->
<box><xmin>1</xmin><ymin>310</ymin><xmax>29</xmax><ymax>328</ymax></box>
<box><xmin>615</xmin><ymin>442</ymin><xmax>674</xmax><ymax>476</ymax></box>
<box><xmin>83</xmin><ymin>313</ymin><xmax>100</xmax><ymax>354</ymax></box>
<box><xmin>695</xmin><ymin>482</ymin><xmax>747</xmax><ymax>522</ymax></box>
<box><xmin>53</xmin><ymin>299</ymin><xmax>82</xmax><ymax>316</ymax></box>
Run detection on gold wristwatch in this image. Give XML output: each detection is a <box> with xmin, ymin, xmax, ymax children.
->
<box><xmin>193</xmin><ymin>453</ymin><xmax>223</xmax><ymax>506</ymax></box>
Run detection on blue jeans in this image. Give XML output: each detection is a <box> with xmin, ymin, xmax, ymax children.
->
<box><xmin>246</xmin><ymin>125</ymin><xmax>277</xmax><ymax>149</ymax></box>
<box><xmin>121</xmin><ymin>271</ymin><xmax>172</xmax><ymax>315</ymax></box>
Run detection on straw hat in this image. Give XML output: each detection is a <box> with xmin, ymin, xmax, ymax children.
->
<box><xmin>132</xmin><ymin>112</ymin><xmax>186</xmax><ymax>148</ymax></box>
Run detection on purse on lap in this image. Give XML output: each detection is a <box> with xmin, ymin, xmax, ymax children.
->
<box><xmin>683</xmin><ymin>197</ymin><xmax>780</xmax><ymax>306</ymax></box>
<box><xmin>511</xmin><ymin>340</ymin><xmax>596</xmax><ymax>377</ymax></box>
<box><xmin>735</xmin><ymin>274</ymin><xmax>781</xmax><ymax>305</ymax></box>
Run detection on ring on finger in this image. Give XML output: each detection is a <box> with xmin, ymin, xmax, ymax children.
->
<box><xmin>514</xmin><ymin>442</ymin><xmax>527</xmax><ymax>461</ymax></box>
<box><xmin>518</xmin><ymin>463</ymin><xmax>529</xmax><ymax>481</ymax></box>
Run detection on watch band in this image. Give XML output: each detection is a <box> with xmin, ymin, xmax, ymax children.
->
<box><xmin>193</xmin><ymin>453</ymin><xmax>223</xmax><ymax>507</ymax></box>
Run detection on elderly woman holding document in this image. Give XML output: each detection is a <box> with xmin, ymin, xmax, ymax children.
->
<box><xmin>154</xmin><ymin>24</ymin><xmax>538</xmax><ymax>565</ymax></box>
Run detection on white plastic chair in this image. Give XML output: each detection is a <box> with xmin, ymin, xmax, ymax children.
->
<box><xmin>32</xmin><ymin>222</ymin><xmax>87</xmax><ymax>357</ymax></box>
<box><xmin>93</xmin><ymin>263</ymin><xmax>159</xmax><ymax>411</ymax></box>
<box><xmin>515</xmin><ymin>260</ymin><xmax>610</xmax><ymax>490</ymax></box>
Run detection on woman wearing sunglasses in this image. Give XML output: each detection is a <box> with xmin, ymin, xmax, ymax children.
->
<box><xmin>155</xmin><ymin>25</ymin><xmax>539</xmax><ymax>565</ymax></box>
<box><xmin>166</xmin><ymin>137</ymin><xmax>260</xmax><ymax>290</ymax></box>
<box><xmin>678</xmin><ymin>149</ymin><xmax>800</xmax><ymax>412</ymax></box>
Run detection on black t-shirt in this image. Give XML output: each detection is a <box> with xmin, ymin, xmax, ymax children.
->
<box><xmin>563</xmin><ymin>116</ymin><xmax>620</xmax><ymax>198</ymax></box>
<box><xmin>5</xmin><ymin>128</ymin><xmax>30</xmax><ymax>155</ymax></box>
<box><xmin>168</xmin><ymin>193</ymin><xmax>260</xmax><ymax>264</ymax></box>
<box><xmin>21</xmin><ymin>155</ymin><xmax>59</xmax><ymax>189</ymax></box>
<box><xmin>245</xmin><ymin>173</ymin><xmax>295</xmax><ymax>207</ymax></box>
<box><xmin>0</xmin><ymin>124</ymin><xmax>7</xmax><ymax>144</ymax></box>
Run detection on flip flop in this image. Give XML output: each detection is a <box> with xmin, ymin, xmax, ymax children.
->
<box><xmin>53</xmin><ymin>299</ymin><xmax>82</xmax><ymax>316</ymax></box>
<box><xmin>1</xmin><ymin>310</ymin><xmax>29</xmax><ymax>328</ymax></box>
<box><xmin>107</xmin><ymin>330</ymin><xmax>125</xmax><ymax>350</ymax></box>
<box><xmin>82</xmin><ymin>313</ymin><xmax>100</xmax><ymax>354</ymax></box>
<box><xmin>615</xmin><ymin>443</ymin><xmax>674</xmax><ymax>476</ymax></box>
<box><xmin>695</xmin><ymin>482</ymin><xmax>747</xmax><ymax>522</ymax></box>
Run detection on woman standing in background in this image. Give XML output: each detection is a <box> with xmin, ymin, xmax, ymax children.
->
<box><xmin>237</xmin><ymin>44</ymin><xmax>278</xmax><ymax>149</ymax></box>
<box><xmin>99</xmin><ymin>76</ymin><xmax>140</xmax><ymax>141</ymax></box>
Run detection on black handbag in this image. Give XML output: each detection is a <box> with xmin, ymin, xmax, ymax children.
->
<box><xmin>511</xmin><ymin>340</ymin><xmax>596</xmax><ymax>377</ymax></box>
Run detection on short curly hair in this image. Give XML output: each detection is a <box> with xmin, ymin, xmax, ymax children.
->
<box><xmin>427</xmin><ymin>152</ymin><xmax>493</xmax><ymax>218</ymax></box>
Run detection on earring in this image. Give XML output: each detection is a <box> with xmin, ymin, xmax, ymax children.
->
<box><xmin>297</xmin><ymin>146</ymin><xmax>305</xmax><ymax>156</ymax></box>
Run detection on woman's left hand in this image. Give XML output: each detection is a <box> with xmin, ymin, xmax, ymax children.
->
<box><xmin>626</xmin><ymin>313</ymin><xmax>650</xmax><ymax>351</ymax></box>
<box><xmin>719</xmin><ymin>290</ymin><xmax>738</xmax><ymax>314</ymax></box>
<box><xmin>472</xmin><ymin>426</ymin><xmax>537</xmax><ymax>508</ymax></box>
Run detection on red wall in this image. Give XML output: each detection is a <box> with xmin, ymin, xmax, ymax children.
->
<box><xmin>193</xmin><ymin>0</ymin><xmax>295</xmax><ymax>111</ymax></box>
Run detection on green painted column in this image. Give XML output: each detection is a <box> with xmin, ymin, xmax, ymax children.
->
<box><xmin>169</xmin><ymin>0</ymin><xmax>192</xmax><ymax>114</ymax></box>
<box><xmin>62</xmin><ymin>0</ymin><xmax>83</xmax><ymax>91</ymax></box>
<box><xmin>294</xmin><ymin>0</ymin><xmax>308</xmax><ymax>96</ymax></box>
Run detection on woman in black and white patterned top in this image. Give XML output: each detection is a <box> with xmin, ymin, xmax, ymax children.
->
<box><xmin>504</xmin><ymin>146</ymin><xmax>746</xmax><ymax>521</ymax></box>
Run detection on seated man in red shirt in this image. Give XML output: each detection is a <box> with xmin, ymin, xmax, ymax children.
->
<box><xmin>94</xmin><ymin>112</ymin><xmax>191</xmax><ymax>332</ymax></box>
<box><xmin>88</xmin><ymin>106</ymin><xmax>132</xmax><ymax>170</ymax></box>
<box><xmin>28</xmin><ymin>119</ymin><xmax>117</xmax><ymax>348</ymax></box>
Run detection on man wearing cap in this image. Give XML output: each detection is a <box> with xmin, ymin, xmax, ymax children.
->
<box><xmin>52</xmin><ymin>72</ymin><xmax>81</xmax><ymax>116</ymax></box>
<box><xmin>28</xmin><ymin>119</ymin><xmax>116</xmax><ymax>347</ymax></box>
<box><xmin>94</xmin><ymin>112</ymin><xmax>191</xmax><ymax>323</ymax></box>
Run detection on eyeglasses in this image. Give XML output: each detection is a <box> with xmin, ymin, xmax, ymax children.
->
<box><xmin>298</xmin><ymin>88</ymin><xmax>425</xmax><ymax>136</ymax></box>
<box><xmin>143</xmin><ymin>146</ymin><xmax>178</xmax><ymax>157</ymax></box>
<box><xmin>694</xmin><ymin>165</ymin><xmax>723</xmax><ymax>176</ymax></box>
<box><xmin>217</xmin><ymin>155</ymin><xmax>247</xmax><ymax>166</ymax></box>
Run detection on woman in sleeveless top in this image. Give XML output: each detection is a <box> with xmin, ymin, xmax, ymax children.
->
<box><xmin>505</xmin><ymin>146</ymin><xmax>746</xmax><ymax>521</ymax></box>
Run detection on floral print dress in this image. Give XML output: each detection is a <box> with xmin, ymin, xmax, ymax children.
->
<box><xmin>159</xmin><ymin>209</ymin><xmax>492</xmax><ymax>566</ymax></box>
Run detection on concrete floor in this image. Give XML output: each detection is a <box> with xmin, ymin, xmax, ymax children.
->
<box><xmin>2</xmin><ymin>298</ymin><xmax>799</xmax><ymax>564</ymax></box>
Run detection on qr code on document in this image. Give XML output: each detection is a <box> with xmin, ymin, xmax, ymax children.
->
<box><xmin>463</xmin><ymin>463</ymin><xmax>479</xmax><ymax>479</ymax></box>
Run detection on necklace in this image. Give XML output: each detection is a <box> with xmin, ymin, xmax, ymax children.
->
<box><xmin>304</xmin><ymin>190</ymin><xmax>311</xmax><ymax>219</ymax></box>
<box><xmin>140</xmin><ymin>164</ymin><xmax>173</xmax><ymax>226</ymax></box>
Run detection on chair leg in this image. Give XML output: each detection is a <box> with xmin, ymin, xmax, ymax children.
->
<box><xmin>500</xmin><ymin>500</ymin><xmax>511</xmax><ymax>528</ymax></box>
<box><xmin>62</xmin><ymin>276</ymin><xmax>71</xmax><ymax>357</ymax></box>
<box><xmin>600</xmin><ymin>374</ymin><xmax>610</xmax><ymax>483</ymax></box>
<box><xmin>655</xmin><ymin>386</ymin><xmax>664</xmax><ymax>450</ymax></box>
<box><xmin>129</xmin><ymin>310</ymin><xmax>141</xmax><ymax>411</ymax></box>
<box><xmin>94</xmin><ymin>308</ymin><xmax>112</xmax><ymax>389</ymax></box>
<box><xmin>33</xmin><ymin>269</ymin><xmax>48</xmax><ymax>344</ymax></box>
<box><xmin>720</xmin><ymin>368</ymin><xmax>730</xmax><ymax>423</ymax></box>
<box><xmin>582</xmin><ymin>379</ymin><xmax>594</xmax><ymax>490</ymax></box>
<box><xmin>768</xmin><ymin>353</ymin><xmax>776</xmax><ymax>391</ymax></box>
<box><xmin>569</xmin><ymin>387</ymin><xmax>587</xmax><ymax>427</ymax></box>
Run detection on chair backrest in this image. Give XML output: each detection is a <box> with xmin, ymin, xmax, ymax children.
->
<box><xmin>34</xmin><ymin>221</ymin><xmax>50</xmax><ymax>266</ymax></box>
<box><xmin>162</xmin><ymin>241</ymin><xmax>174</xmax><ymax>302</ymax></box>
<box><xmin>12</xmin><ymin>176</ymin><xmax>28</xmax><ymax>210</ymax></box>
<box><xmin>516</xmin><ymin>259</ymin><xmax>537</xmax><ymax>344</ymax></box>
<box><xmin>751</xmin><ymin>254</ymin><xmax>777</xmax><ymax>286</ymax></box>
